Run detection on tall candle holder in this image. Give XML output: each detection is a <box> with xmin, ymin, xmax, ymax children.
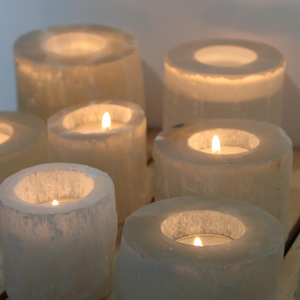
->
<box><xmin>0</xmin><ymin>163</ymin><xmax>117</xmax><ymax>300</ymax></box>
<box><xmin>163</xmin><ymin>39</ymin><xmax>285</xmax><ymax>128</ymax></box>
<box><xmin>47</xmin><ymin>100</ymin><xmax>147</xmax><ymax>228</ymax></box>
<box><xmin>14</xmin><ymin>24</ymin><xmax>145</xmax><ymax>121</ymax></box>
<box><xmin>154</xmin><ymin>119</ymin><xmax>292</xmax><ymax>240</ymax></box>
<box><xmin>113</xmin><ymin>196</ymin><xmax>284</xmax><ymax>300</ymax></box>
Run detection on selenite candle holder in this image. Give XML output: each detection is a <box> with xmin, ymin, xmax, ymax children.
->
<box><xmin>154</xmin><ymin>119</ymin><xmax>292</xmax><ymax>239</ymax></box>
<box><xmin>163</xmin><ymin>39</ymin><xmax>285</xmax><ymax>128</ymax></box>
<box><xmin>0</xmin><ymin>112</ymin><xmax>48</xmax><ymax>184</ymax></box>
<box><xmin>0</xmin><ymin>163</ymin><xmax>117</xmax><ymax>300</ymax></box>
<box><xmin>48</xmin><ymin>100</ymin><xmax>147</xmax><ymax>225</ymax></box>
<box><xmin>14</xmin><ymin>24</ymin><xmax>145</xmax><ymax>121</ymax></box>
<box><xmin>113</xmin><ymin>196</ymin><xmax>284</xmax><ymax>300</ymax></box>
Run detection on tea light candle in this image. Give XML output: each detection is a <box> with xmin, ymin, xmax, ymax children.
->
<box><xmin>201</xmin><ymin>135</ymin><xmax>248</xmax><ymax>154</ymax></box>
<box><xmin>163</xmin><ymin>39</ymin><xmax>285</xmax><ymax>128</ymax></box>
<box><xmin>0</xmin><ymin>112</ymin><xmax>49</xmax><ymax>184</ymax></box>
<box><xmin>154</xmin><ymin>119</ymin><xmax>292</xmax><ymax>240</ymax></box>
<box><xmin>113</xmin><ymin>196</ymin><xmax>284</xmax><ymax>300</ymax></box>
<box><xmin>47</xmin><ymin>100</ymin><xmax>147</xmax><ymax>225</ymax></box>
<box><xmin>74</xmin><ymin>112</ymin><xmax>123</xmax><ymax>134</ymax></box>
<box><xmin>0</xmin><ymin>163</ymin><xmax>117</xmax><ymax>300</ymax></box>
<box><xmin>42</xmin><ymin>198</ymin><xmax>79</xmax><ymax>205</ymax></box>
<box><xmin>14</xmin><ymin>24</ymin><xmax>145</xmax><ymax>121</ymax></box>
<box><xmin>176</xmin><ymin>234</ymin><xmax>232</xmax><ymax>246</ymax></box>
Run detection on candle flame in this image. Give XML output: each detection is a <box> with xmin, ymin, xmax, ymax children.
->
<box><xmin>52</xmin><ymin>199</ymin><xmax>59</xmax><ymax>206</ymax></box>
<box><xmin>194</xmin><ymin>237</ymin><xmax>203</xmax><ymax>247</ymax></box>
<box><xmin>212</xmin><ymin>135</ymin><xmax>221</xmax><ymax>154</ymax></box>
<box><xmin>102</xmin><ymin>112</ymin><xmax>111</xmax><ymax>129</ymax></box>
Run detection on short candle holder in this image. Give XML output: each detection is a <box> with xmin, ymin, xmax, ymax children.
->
<box><xmin>48</xmin><ymin>100</ymin><xmax>147</xmax><ymax>227</ymax></box>
<box><xmin>14</xmin><ymin>24</ymin><xmax>145</xmax><ymax>121</ymax></box>
<box><xmin>163</xmin><ymin>39</ymin><xmax>285</xmax><ymax>128</ymax></box>
<box><xmin>154</xmin><ymin>119</ymin><xmax>292</xmax><ymax>239</ymax></box>
<box><xmin>0</xmin><ymin>112</ymin><xmax>48</xmax><ymax>184</ymax></box>
<box><xmin>0</xmin><ymin>163</ymin><xmax>117</xmax><ymax>300</ymax></box>
<box><xmin>113</xmin><ymin>196</ymin><xmax>284</xmax><ymax>300</ymax></box>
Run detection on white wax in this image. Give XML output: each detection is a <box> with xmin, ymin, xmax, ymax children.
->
<box><xmin>73</xmin><ymin>121</ymin><xmax>123</xmax><ymax>134</ymax></box>
<box><xmin>0</xmin><ymin>133</ymin><xmax>10</xmax><ymax>145</ymax></box>
<box><xmin>176</xmin><ymin>234</ymin><xmax>233</xmax><ymax>246</ymax></box>
<box><xmin>201</xmin><ymin>146</ymin><xmax>249</xmax><ymax>154</ymax></box>
<box><xmin>42</xmin><ymin>198</ymin><xmax>79</xmax><ymax>205</ymax></box>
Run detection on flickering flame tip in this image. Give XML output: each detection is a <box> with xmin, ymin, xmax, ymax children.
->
<box><xmin>194</xmin><ymin>237</ymin><xmax>203</xmax><ymax>247</ymax></box>
<box><xmin>212</xmin><ymin>135</ymin><xmax>221</xmax><ymax>154</ymax></box>
<box><xmin>102</xmin><ymin>112</ymin><xmax>111</xmax><ymax>129</ymax></box>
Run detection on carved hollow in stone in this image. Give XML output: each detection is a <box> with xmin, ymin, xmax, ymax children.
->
<box><xmin>14</xmin><ymin>24</ymin><xmax>145</xmax><ymax>121</ymax></box>
<box><xmin>0</xmin><ymin>163</ymin><xmax>117</xmax><ymax>300</ymax></box>
<box><xmin>113</xmin><ymin>196</ymin><xmax>284</xmax><ymax>300</ymax></box>
<box><xmin>163</xmin><ymin>39</ymin><xmax>285</xmax><ymax>128</ymax></box>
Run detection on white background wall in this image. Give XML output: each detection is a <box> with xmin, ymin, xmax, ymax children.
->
<box><xmin>1</xmin><ymin>0</ymin><xmax>300</xmax><ymax>146</ymax></box>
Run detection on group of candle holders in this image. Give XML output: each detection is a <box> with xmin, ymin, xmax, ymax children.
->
<box><xmin>0</xmin><ymin>23</ymin><xmax>294</xmax><ymax>300</ymax></box>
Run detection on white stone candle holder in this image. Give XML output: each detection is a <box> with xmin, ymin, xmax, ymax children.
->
<box><xmin>113</xmin><ymin>196</ymin><xmax>284</xmax><ymax>300</ymax></box>
<box><xmin>154</xmin><ymin>119</ymin><xmax>292</xmax><ymax>239</ymax></box>
<box><xmin>163</xmin><ymin>39</ymin><xmax>285</xmax><ymax>128</ymax></box>
<box><xmin>0</xmin><ymin>112</ymin><xmax>48</xmax><ymax>184</ymax></box>
<box><xmin>0</xmin><ymin>163</ymin><xmax>117</xmax><ymax>300</ymax></box>
<box><xmin>14</xmin><ymin>24</ymin><xmax>145</xmax><ymax>121</ymax></box>
<box><xmin>48</xmin><ymin>100</ymin><xmax>147</xmax><ymax>225</ymax></box>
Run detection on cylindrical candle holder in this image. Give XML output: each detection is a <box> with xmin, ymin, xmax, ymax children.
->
<box><xmin>0</xmin><ymin>112</ymin><xmax>48</xmax><ymax>184</ymax></box>
<box><xmin>48</xmin><ymin>100</ymin><xmax>147</xmax><ymax>225</ymax></box>
<box><xmin>154</xmin><ymin>119</ymin><xmax>292</xmax><ymax>239</ymax></box>
<box><xmin>0</xmin><ymin>163</ymin><xmax>117</xmax><ymax>300</ymax></box>
<box><xmin>163</xmin><ymin>39</ymin><xmax>285</xmax><ymax>128</ymax></box>
<box><xmin>113</xmin><ymin>196</ymin><xmax>284</xmax><ymax>300</ymax></box>
<box><xmin>14</xmin><ymin>24</ymin><xmax>145</xmax><ymax>121</ymax></box>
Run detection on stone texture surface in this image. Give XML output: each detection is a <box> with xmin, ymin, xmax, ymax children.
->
<box><xmin>48</xmin><ymin>100</ymin><xmax>147</xmax><ymax>224</ymax></box>
<box><xmin>113</xmin><ymin>197</ymin><xmax>284</xmax><ymax>300</ymax></box>
<box><xmin>163</xmin><ymin>39</ymin><xmax>285</xmax><ymax>128</ymax></box>
<box><xmin>15</xmin><ymin>24</ymin><xmax>145</xmax><ymax>121</ymax></box>
<box><xmin>154</xmin><ymin>119</ymin><xmax>293</xmax><ymax>240</ymax></box>
<box><xmin>0</xmin><ymin>112</ymin><xmax>48</xmax><ymax>184</ymax></box>
<box><xmin>0</xmin><ymin>163</ymin><xmax>117</xmax><ymax>300</ymax></box>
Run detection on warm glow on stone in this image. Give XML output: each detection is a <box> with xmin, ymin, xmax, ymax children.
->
<box><xmin>48</xmin><ymin>100</ymin><xmax>148</xmax><ymax>226</ymax></box>
<box><xmin>113</xmin><ymin>197</ymin><xmax>284</xmax><ymax>300</ymax></box>
<box><xmin>163</xmin><ymin>39</ymin><xmax>285</xmax><ymax>128</ymax></box>
<box><xmin>14</xmin><ymin>24</ymin><xmax>145</xmax><ymax>121</ymax></box>
<box><xmin>154</xmin><ymin>119</ymin><xmax>292</xmax><ymax>240</ymax></box>
<box><xmin>0</xmin><ymin>163</ymin><xmax>117</xmax><ymax>299</ymax></box>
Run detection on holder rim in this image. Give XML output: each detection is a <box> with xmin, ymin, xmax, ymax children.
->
<box><xmin>154</xmin><ymin>119</ymin><xmax>292</xmax><ymax>166</ymax></box>
<box><xmin>122</xmin><ymin>196</ymin><xmax>284</xmax><ymax>268</ymax></box>
<box><xmin>0</xmin><ymin>163</ymin><xmax>114</xmax><ymax>215</ymax></box>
